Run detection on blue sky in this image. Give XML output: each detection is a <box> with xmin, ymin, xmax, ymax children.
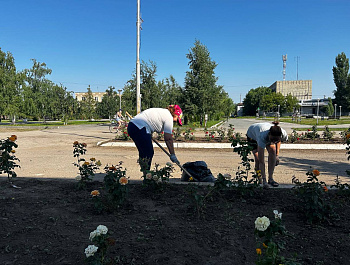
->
<box><xmin>1</xmin><ymin>0</ymin><xmax>349</xmax><ymax>104</ymax></box>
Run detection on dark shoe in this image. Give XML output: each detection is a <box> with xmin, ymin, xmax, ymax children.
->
<box><xmin>268</xmin><ymin>180</ymin><xmax>279</xmax><ymax>187</ymax></box>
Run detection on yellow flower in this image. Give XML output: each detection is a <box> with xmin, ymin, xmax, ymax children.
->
<box><xmin>346</xmin><ymin>133</ymin><xmax>350</xmax><ymax>139</ymax></box>
<box><xmin>256</xmin><ymin>248</ymin><xmax>262</xmax><ymax>255</ymax></box>
<box><xmin>9</xmin><ymin>135</ymin><xmax>17</xmax><ymax>142</ymax></box>
<box><xmin>96</xmin><ymin>160</ymin><xmax>102</xmax><ymax>166</ymax></box>
<box><xmin>73</xmin><ymin>141</ymin><xmax>79</xmax><ymax>145</ymax></box>
<box><xmin>90</xmin><ymin>157</ymin><xmax>96</xmax><ymax>161</ymax></box>
<box><xmin>10</xmin><ymin>150</ymin><xmax>16</xmax><ymax>153</ymax></box>
<box><xmin>91</xmin><ymin>190</ymin><xmax>100</xmax><ymax>197</ymax></box>
<box><xmin>109</xmin><ymin>166</ymin><xmax>116</xmax><ymax>171</ymax></box>
<box><xmin>83</xmin><ymin>161</ymin><xmax>90</xmax><ymax>166</ymax></box>
<box><xmin>189</xmin><ymin>177</ymin><xmax>194</xmax><ymax>182</ymax></box>
<box><xmin>263</xmin><ymin>243</ymin><xmax>268</xmax><ymax>248</ymax></box>
<box><xmin>119</xmin><ymin>177</ymin><xmax>128</xmax><ymax>185</ymax></box>
<box><xmin>312</xmin><ymin>169</ymin><xmax>320</xmax><ymax>176</ymax></box>
<box><xmin>82</xmin><ymin>143</ymin><xmax>87</xmax><ymax>147</ymax></box>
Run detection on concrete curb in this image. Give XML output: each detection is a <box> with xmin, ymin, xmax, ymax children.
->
<box><xmin>98</xmin><ymin>141</ymin><xmax>346</xmax><ymax>150</ymax></box>
<box><xmin>92</xmin><ymin>174</ymin><xmax>297</xmax><ymax>188</ymax></box>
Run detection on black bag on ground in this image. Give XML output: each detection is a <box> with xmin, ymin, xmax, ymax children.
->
<box><xmin>181</xmin><ymin>161</ymin><xmax>215</xmax><ymax>182</ymax></box>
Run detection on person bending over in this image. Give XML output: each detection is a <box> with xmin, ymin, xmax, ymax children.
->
<box><xmin>127</xmin><ymin>105</ymin><xmax>183</xmax><ymax>172</ymax></box>
<box><xmin>246</xmin><ymin>121</ymin><xmax>288</xmax><ymax>188</ymax></box>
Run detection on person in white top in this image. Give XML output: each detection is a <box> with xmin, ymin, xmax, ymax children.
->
<box><xmin>127</xmin><ymin>105</ymin><xmax>183</xmax><ymax>171</ymax></box>
<box><xmin>113</xmin><ymin>110</ymin><xmax>124</xmax><ymax>128</ymax></box>
<box><xmin>246</xmin><ymin>121</ymin><xmax>288</xmax><ymax>188</ymax></box>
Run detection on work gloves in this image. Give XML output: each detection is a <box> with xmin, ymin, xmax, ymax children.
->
<box><xmin>170</xmin><ymin>154</ymin><xmax>180</xmax><ymax>165</ymax></box>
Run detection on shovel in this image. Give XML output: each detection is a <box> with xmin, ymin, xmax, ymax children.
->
<box><xmin>152</xmin><ymin>138</ymin><xmax>198</xmax><ymax>181</ymax></box>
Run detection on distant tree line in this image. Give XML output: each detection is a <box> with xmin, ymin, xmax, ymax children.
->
<box><xmin>0</xmin><ymin>40</ymin><xmax>235</xmax><ymax>124</ymax></box>
<box><xmin>242</xmin><ymin>86</ymin><xmax>300</xmax><ymax>116</ymax></box>
<box><xmin>242</xmin><ymin>52</ymin><xmax>350</xmax><ymax>116</ymax></box>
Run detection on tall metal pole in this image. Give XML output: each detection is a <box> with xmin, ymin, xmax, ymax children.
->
<box><xmin>316</xmin><ymin>99</ymin><xmax>319</xmax><ymax>125</ymax></box>
<box><xmin>118</xmin><ymin>89</ymin><xmax>122</xmax><ymax>111</ymax></box>
<box><xmin>136</xmin><ymin>0</ymin><xmax>141</xmax><ymax>114</ymax></box>
<box><xmin>282</xmin><ymin>54</ymin><xmax>287</xmax><ymax>81</ymax></box>
<box><xmin>295</xmin><ymin>56</ymin><xmax>300</xmax><ymax>80</ymax></box>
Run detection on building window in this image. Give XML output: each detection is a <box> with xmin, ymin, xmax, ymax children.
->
<box><xmin>95</xmin><ymin>97</ymin><xmax>99</xmax><ymax>102</ymax></box>
<box><xmin>82</xmin><ymin>97</ymin><xmax>86</xmax><ymax>101</ymax></box>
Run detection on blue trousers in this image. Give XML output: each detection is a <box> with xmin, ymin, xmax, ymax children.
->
<box><xmin>127</xmin><ymin>122</ymin><xmax>154</xmax><ymax>171</ymax></box>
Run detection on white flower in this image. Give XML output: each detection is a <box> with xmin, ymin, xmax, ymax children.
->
<box><xmin>146</xmin><ymin>173</ymin><xmax>152</xmax><ymax>180</ymax></box>
<box><xmin>75</xmin><ymin>175</ymin><xmax>81</xmax><ymax>181</ymax></box>
<box><xmin>96</xmin><ymin>225</ymin><xmax>108</xmax><ymax>235</ymax></box>
<box><xmin>255</xmin><ymin>216</ymin><xmax>270</xmax><ymax>231</ymax></box>
<box><xmin>273</xmin><ymin>210</ymin><xmax>282</xmax><ymax>219</ymax></box>
<box><xmin>166</xmin><ymin>162</ymin><xmax>172</xmax><ymax>167</ymax></box>
<box><xmin>85</xmin><ymin>245</ymin><xmax>98</xmax><ymax>258</ymax></box>
<box><xmin>89</xmin><ymin>230</ymin><xmax>98</xmax><ymax>241</ymax></box>
<box><xmin>223</xmin><ymin>173</ymin><xmax>232</xmax><ymax>180</ymax></box>
<box><xmin>153</xmin><ymin>175</ymin><xmax>159</xmax><ymax>181</ymax></box>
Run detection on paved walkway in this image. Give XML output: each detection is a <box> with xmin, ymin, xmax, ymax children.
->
<box><xmin>1</xmin><ymin>120</ymin><xmax>349</xmax><ymax>187</ymax></box>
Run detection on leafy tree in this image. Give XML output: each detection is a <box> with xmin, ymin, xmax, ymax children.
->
<box><xmin>96</xmin><ymin>86</ymin><xmax>119</xmax><ymax>119</ymax></box>
<box><xmin>121</xmin><ymin>61</ymin><xmax>182</xmax><ymax>116</ymax></box>
<box><xmin>159</xmin><ymin>75</ymin><xmax>182</xmax><ymax>105</ymax></box>
<box><xmin>333</xmin><ymin>52</ymin><xmax>350</xmax><ymax>111</ymax></box>
<box><xmin>220</xmin><ymin>94</ymin><xmax>235</xmax><ymax>118</ymax></box>
<box><xmin>79</xmin><ymin>86</ymin><xmax>96</xmax><ymax>120</ymax></box>
<box><xmin>321</xmin><ymin>105</ymin><xmax>331</xmax><ymax>116</ymax></box>
<box><xmin>284</xmin><ymin>94</ymin><xmax>300</xmax><ymax>113</ymax></box>
<box><xmin>327</xmin><ymin>97</ymin><xmax>334</xmax><ymax>116</ymax></box>
<box><xmin>260</xmin><ymin>92</ymin><xmax>285</xmax><ymax>113</ymax></box>
<box><xmin>182</xmin><ymin>40</ymin><xmax>229</xmax><ymax>122</ymax></box>
<box><xmin>0</xmin><ymin>48</ymin><xmax>22</xmax><ymax>122</ymax></box>
<box><xmin>243</xmin><ymin>86</ymin><xmax>272</xmax><ymax>115</ymax></box>
<box><xmin>320</xmin><ymin>97</ymin><xmax>334</xmax><ymax>117</ymax></box>
<box><xmin>23</xmin><ymin>59</ymin><xmax>53</xmax><ymax>120</ymax></box>
<box><xmin>47</xmin><ymin>84</ymin><xmax>76</xmax><ymax>122</ymax></box>
<box><xmin>121</xmin><ymin>79</ymin><xmax>137</xmax><ymax>116</ymax></box>
<box><xmin>140</xmin><ymin>60</ymin><xmax>161</xmax><ymax>109</ymax></box>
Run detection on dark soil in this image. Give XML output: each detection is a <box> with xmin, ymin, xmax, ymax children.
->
<box><xmin>1</xmin><ymin>178</ymin><xmax>350</xmax><ymax>265</ymax></box>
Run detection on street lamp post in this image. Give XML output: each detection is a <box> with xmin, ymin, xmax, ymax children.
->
<box><xmin>340</xmin><ymin>106</ymin><xmax>342</xmax><ymax>118</ymax></box>
<box><xmin>118</xmin><ymin>89</ymin><xmax>122</xmax><ymax>111</ymax></box>
<box><xmin>316</xmin><ymin>98</ymin><xmax>320</xmax><ymax>125</ymax></box>
<box><xmin>277</xmin><ymin>105</ymin><xmax>280</xmax><ymax>121</ymax></box>
<box><xmin>334</xmin><ymin>104</ymin><xmax>337</xmax><ymax>119</ymax></box>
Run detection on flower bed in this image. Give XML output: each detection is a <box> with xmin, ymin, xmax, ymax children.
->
<box><xmin>1</xmin><ymin>178</ymin><xmax>350</xmax><ymax>264</ymax></box>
